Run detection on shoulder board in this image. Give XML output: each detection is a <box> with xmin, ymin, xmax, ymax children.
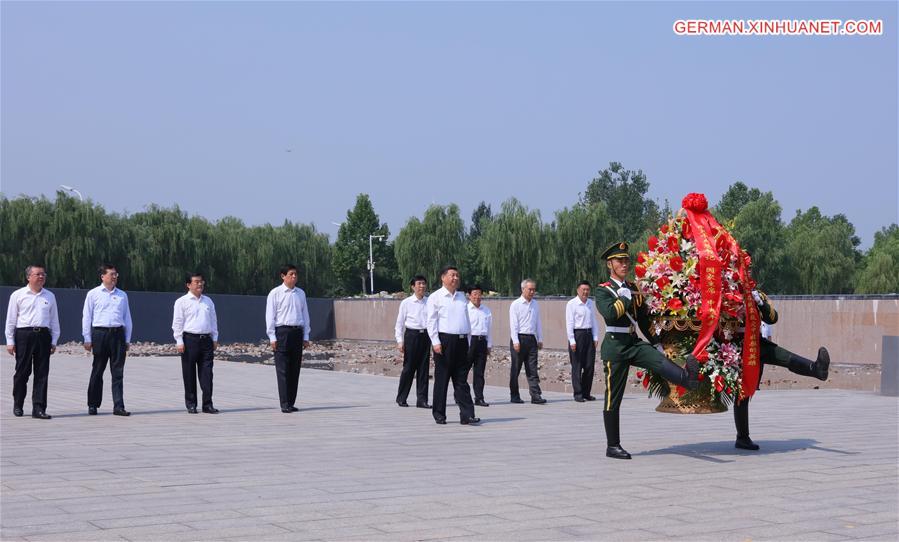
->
<box><xmin>599</xmin><ymin>282</ymin><xmax>611</xmax><ymax>287</ymax></box>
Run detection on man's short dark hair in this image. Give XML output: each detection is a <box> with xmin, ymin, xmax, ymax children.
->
<box><xmin>185</xmin><ymin>272</ymin><xmax>204</xmax><ymax>285</ymax></box>
<box><xmin>99</xmin><ymin>263</ymin><xmax>117</xmax><ymax>277</ymax></box>
<box><xmin>577</xmin><ymin>280</ymin><xmax>591</xmax><ymax>289</ymax></box>
<box><xmin>439</xmin><ymin>265</ymin><xmax>458</xmax><ymax>277</ymax></box>
<box><xmin>410</xmin><ymin>275</ymin><xmax>427</xmax><ymax>286</ymax></box>
<box><xmin>281</xmin><ymin>264</ymin><xmax>298</xmax><ymax>276</ymax></box>
<box><xmin>25</xmin><ymin>265</ymin><xmax>45</xmax><ymax>279</ymax></box>
<box><xmin>467</xmin><ymin>284</ymin><xmax>484</xmax><ymax>294</ymax></box>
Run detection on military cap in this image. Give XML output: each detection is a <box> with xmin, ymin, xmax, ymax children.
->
<box><xmin>601</xmin><ymin>242</ymin><xmax>630</xmax><ymax>261</ymax></box>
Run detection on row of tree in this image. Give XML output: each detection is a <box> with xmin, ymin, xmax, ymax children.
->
<box><xmin>2</xmin><ymin>162</ymin><xmax>896</xmax><ymax>296</ymax></box>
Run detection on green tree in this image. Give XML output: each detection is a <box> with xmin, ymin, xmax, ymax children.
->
<box><xmin>582</xmin><ymin>161</ymin><xmax>660</xmax><ymax>244</ymax></box>
<box><xmin>856</xmin><ymin>225</ymin><xmax>899</xmax><ymax>294</ymax></box>
<box><xmin>332</xmin><ymin>194</ymin><xmax>392</xmax><ymax>295</ymax></box>
<box><xmin>479</xmin><ymin>198</ymin><xmax>543</xmax><ymax>296</ymax></box>
<box><xmin>394</xmin><ymin>204</ymin><xmax>465</xmax><ymax>286</ymax></box>
<box><xmin>729</xmin><ymin>192</ymin><xmax>789</xmax><ymax>293</ymax></box>
<box><xmin>783</xmin><ymin>207</ymin><xmax>861</xmax><ymax>294</ymax></box>
<box><xmin>461</xmin><ymin>202</ymin><xmax>493</xmax><ymax>290</ymax></box>
<box><xmin>714</xmin><ymin>182</ymin><xmax>763</xmax><ymax>225</ymax></box>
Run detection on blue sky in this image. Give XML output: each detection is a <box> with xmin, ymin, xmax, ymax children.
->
<box><xmin>2</xmin><ymin>1</ymin><xmax>896</xmax><ymax>248</ymax></box>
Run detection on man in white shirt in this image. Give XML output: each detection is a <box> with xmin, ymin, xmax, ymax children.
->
<box><xmin>509</xmin><ymin>278</ymin><xmax>546</xmax><ymax>404</ymax></box>
<box><xmin>5</xmin><ymin>265</ymin><xmax>59</xmax><ymax>419</ymax></box>
<box><xmin>265</xmin><ymin>264</ymin><xmax>311</xmax><ymax>413</ymax></box>
<box><xmin>172</xmin><ymin>272</ymin><xmax>219</xmax><ymax>414</ymax></box>
<box><xmin>82</xmin><ymin>264</ymin><xmax>133</xmax><ymax>416</ymax></box>
<box><xmin>426</xmin><ymin>265</ymin><xmax>479</xmax><ymax>425</ymax></box>
<box><xmin>566</xmin><ymin>281</ymin><xmax>601</xmax><ymax>403</ymax></box>
<box><xmin>393</xmin><ymin>275</ymin><xmax>430</xmax><ymax>408</ymax></box>
<box><xmin>466</xmin><ymin>284</ymin><xmax>493</xmax><ymax>407</ymax></box>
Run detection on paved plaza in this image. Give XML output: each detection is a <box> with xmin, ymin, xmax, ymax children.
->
<box><xmin>2</xmin><ymin>354</ymin><xmax>897</xmax><ymax>541</ymax></box>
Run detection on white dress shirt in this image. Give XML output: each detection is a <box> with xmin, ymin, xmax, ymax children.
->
<box><xmin>172</xmin><ymin>293</ymin><xmax>219</xmax><ymax>345</ymax></box>
<box><xmin>509</xmin><ymin>296</ymin><xmax>543</xmax><ymax>344</ymax></box>
<box><xmin>565</xmin><ymin>296</ymin><xmax>600</xmax><ymax>345</ymax></box>
<box><xmin>82</xmin><ymin>285</ymin><xmax>133</xmax><ymax>343</ymax></box>
<box><xmin>467</xmin><ymin>302</ymin><xmax>493</xmax><ymax>348</ymax></box>
<box><xmin>394</xmin><ymin>294</ymin><xmax>428</xmax><ymax>344</ymax></box>
<box><xmin>265</xmin><ymin>284</ymin><xmax>311</xmax><ymax>342</ymax></box>
<box><xmin>5</xmin><ymin>287</ymin><xmax>61</xmax><ymax>346</ymax></box>
<box><xmin>426</xmin><ymin>287</ymin><xmax>471</xmax><ymax>345</ymax></box>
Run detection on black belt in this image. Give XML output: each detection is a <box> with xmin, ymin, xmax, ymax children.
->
<box><xmin>438</xmin><ymin>332</ymin><xmax>468</xmax><ymax>341</ymax></box>
<box><xmin>471</xmin><ymin>335</ymin><xmax>488</xmax><ymax>340</ymax></box>
<box><xmin>405</xmin><ymin>328</ymin><xmax>427</xmax><ymax>334</ymax></box>
<box><xmin>518</xmin><ymin>333</ymin><xmax>536</xmax><ymax>337</ymax></box>
<box><xmin>16</xmin><ymin>327</ymin><xmax>48</xmax><ymax>333</ymax></box>
<box><xmin>183</xmin><ymin>332</ymin><xmax>212</xmax><ymax>339</ymax></box>
<box><xmin>276</xmin><ymin>325</ymin><xmax>304</xmax><ymax>330</ymax></box>
<box><xmin>92</xmin><ymin>326</ymin><xmax>123</xmax><ymax>331</ymax></box>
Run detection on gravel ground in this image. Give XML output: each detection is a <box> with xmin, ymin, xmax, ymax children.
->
<box><xmin>54</xmin><ymin>339</ymin><xmax>882</xmax><ymax>395</ymax></box>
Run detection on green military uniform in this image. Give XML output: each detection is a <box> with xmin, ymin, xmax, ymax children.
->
<box><xmin>733</xmin><ymin>289</ymin><xmax>830</xmax><ymax>450</ymax></box>
<box><xmin>596</xmin><ymin>242</ymin><xmax>699</xmax><ymax>460</ymax></box>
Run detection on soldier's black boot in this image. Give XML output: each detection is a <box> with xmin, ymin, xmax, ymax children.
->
<box><xmin>787</xmin><ymin>347</ymin><xmax>829</xmax><ymax>381</ymax></box>
<box><xmin>657</xmin><ymin>355</ymin><xmax>700</xmax><ymax>391</ymax></box>
<box><xmin>603</xmin><ymin>410</ymin><xmax>631</xmax><ymax>460</ymax></box>
<box><xmin>733</xmin><ymin>399</ymin><xmax>759</xmax><ymax>450</ymax></box>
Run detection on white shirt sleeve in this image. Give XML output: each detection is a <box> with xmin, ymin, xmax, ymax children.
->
<box><xmin>49</xmin><ymin>295</ymin><xmax>60</xmax><ymax>346</ymax></box>
<box><xmin>123</xmin><ymin>293</ymin><xmax>133</xmax><ymax>344</ymax></box>
<box><xmin>209</xmin><ymin>299</ymin><xmax>219</xmax><ymax>342</ymax></box>
<box><xmin>82</xmin><ymin>289</ymin><xmax>94</xmax><ymax>343</ymax></box>
<box><xmin>172</xmin><ymin>297</ymin><xmax>184</xmax><ymax>345</ymax></box>
<box><xmin>590</xmin><ymin>300</ymin><xmax>600</xmax><ymax>341</ymax></box>
<box><xmin>535</xmin><ymin>302</ymin><xmax>543</xmax><ymax>343</ymax></box>
<box><xmin>426</xmin><ymin>296</ymin><xmax>440</xmax><ymax>346</ymax></box>
<box><xmin>265</xmin><ymin>290</ymin><xmax>277</xmax><ymax>342</ymax></box>
<box><xmin>486</xmin><ymin>309</ymin><xmax>493</xmax><ymax>348</ymax></box>
<box><xmin>395</xmin><ymin>299</ymin><xmax>407</xmax><ymax>344</ymax></box>
<box><xmin>5</xmin><ymin>290</ymin><xmax>18</xmax><ymax>345</ymax></box>
<box><xmin>509</xmin><ymin>302</ymin><xmax>520</xmax><ymax>345</ymax></box>
<box><xmin>565</xmin><ymin>300</ymin><xmax>576</xmax><ymax>345</ymax></box>
<box><xmin>301</xmin><ymin>291</ymin><xmax>311</xmax><ymax>341</ymax></box>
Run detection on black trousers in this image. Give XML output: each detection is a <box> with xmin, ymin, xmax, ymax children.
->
<box><xmin>181</xmin><ymin>333</ymin><xmax>214</xmax><ymax>409</ymax></box>
<box><xmin>569</xmin><ymin>329</ymin><xmax>596</xmax><ymax>399</ymax></box>
<box><xmin>397</xmin><ymin>328</ymin><xmax>430</xmax><ymax>404</ymax></box>
<box><xmin>12</xmin><ymin>328</ymin><xmax>51</xmax><ymax>410</ymax></box>
<box><xmin>274</xmin><ymin>326</ymin><xmax>304</xmax><ymax>408</ymax></box>
<box><xmin>87</xmin><ymin>327</ymin><xmax>127</xmax><ymax>409</ymax></box>
<box><xmin>468</xmin><ymin>335</ymin><xmax>489</xmax><ymax>401</ymax></box>
<box><xmin>510</xmin><ymin>334</ymin><xmax>542</xmax><ymax>399</ymax></box>
<box><xmin>432</xmin><ymin>333</ymin><xmax>475</xmax><ymax>422</ymax></box>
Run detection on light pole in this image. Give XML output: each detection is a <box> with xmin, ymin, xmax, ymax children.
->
<box><xmin>368</xmin><ymin>234</ymin><xmax>385</xmax><ymax>295</ymax></box>
<box><xmin>59</xmin><ymin>184</ymin><xmax>84</xmax><ymax>202</ymax></box>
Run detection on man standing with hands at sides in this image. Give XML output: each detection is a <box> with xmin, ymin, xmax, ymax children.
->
<box><xmin>172</xmin><ymin>272</ymin><xmax>219</xmax><ymax>414</ymax></box>
<box><xmin>5</xmin><ymin>265</ymin><xmax>59</xmax><ymax>419</ymax></box>
<box><xmin>509</xmin><ymin>279</ymin><xmax>546</xmax><ymax>404</ymax></box>
<box><xmin>266</xmin><ymin>264</ymin><xmax>311</xmax><ymax>413</ymax></box>
<box><xmin>427</xmin><ymin>266</ymin><xmax>479</xmax><ymax>425</ymax></box>
<box><xmin>394</xmin><ymin>275</ymin><xmax>430</xmax><ymax>408</ymax></box>
<box><xmin>82</xmin><ymin>264</ymin><xmax>133</xmax><ymax>416</ymax></box>
<box><xmin>566</xmin><ymin>281</ymin><xmax>600</xmax><ymax>403</ymax></box>
<box><xmin>466</xmin><ymin>284</ymin><xmax>493</xmax><ymax>407</ymax></box>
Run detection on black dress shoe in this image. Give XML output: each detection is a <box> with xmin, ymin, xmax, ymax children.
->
<box><xmin>416</xmin><ymin>402</ymin><xmax>431</xmax><ymax>409</ymax></box>
<box><xmin>31</xmin><ymin>410</ymin><xmax>52</xmax><ymax>420</ymax></box>
<box><xmin>113</xmin><ymin>409</ymin><xmax>130</xmax><ymax>417</ymax></box>
<box><xmin>435</xmin><ymin>418</ymin><xmax>447</xmax><ymax>425</ymax></box>
<box><xmin>281</xmin><ymin>407</ymin><xmax>292</xmax><ymax>413</ymax></box>
<box><xmin>88</xmin><ymin>407</ymin><xmax>98</xmax><ymax>415</ymax></box>
<box><xmin>460</xmin><ymin>417</ymin><xmax>481</xmax><ymax>425</ymax></box>
<box><xmin>574</xmin><ymin>397</ymin><xmax>586</xmax><ymax>403</ymax></box>
<box><xmin>187</xmin><ymin>407</ymin><xmax>198</xmax><ymax>414</ymax></box>
<box><xmin>531</xmin><ymin>397</ymin><xmax>547</xmax><ymax>404</ymax></box>
<box><xmin>510</xmin><ymin>397</ymin><xmax>525</xmax><ymax>404</ymax></box>
<box><xmin>585</xmin><ymin>395</ymin><xmax>597</xmax><ymax>401</ymax></box>
<box><xmin>289</xmin><ymin>406</ymin><xmax>299</xmax><ymax>412</ymax></box>
<box><xmin>13</xmin><ymin>407</ymin><xmax>23</xmax><ymax>417</ymax></box>
<box><xmin>606</xmin><ymin>445</ymin><xmax>631</xmax><ymax>460</ymax></box>
<box><xmin>202</xmin><ymin>406</ymin><xmax>220</xmax><ymax>414</ymax></box>
<box><xmin>735</xmin><ymin>436</ymin><xmax>760</xmax><ymax>450</ymax></box>
<box><xmin>397</xmin><ymin>401</ymin><xmax>409</xmax><ymax>407</ymax></box>
<box><xmin>475</xmin><ymin>399</ymin><xmax>489</xmax><ymax>407</ymax></box>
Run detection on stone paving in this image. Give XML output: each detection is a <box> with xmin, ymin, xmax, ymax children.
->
<box><xmin>1</xmin><ymin>354</ymin><xmax>897</xmax><ymax>541</ymax></box>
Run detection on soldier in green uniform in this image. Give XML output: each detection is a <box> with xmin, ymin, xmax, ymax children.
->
<box><xmin>733</xmin><ymin>289</ymin><xmax>830</xmax><ymax>450</ymax></box>
<box><xmin>596</xmin><ymin>242</ymin><xmax>701</xmax><ymax>460</ymax></box>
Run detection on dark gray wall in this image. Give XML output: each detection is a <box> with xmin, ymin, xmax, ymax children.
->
<box><xmin>1</xmin><ymin>286</ymin><xmax>335</xmax><ymax>344</ymax></box>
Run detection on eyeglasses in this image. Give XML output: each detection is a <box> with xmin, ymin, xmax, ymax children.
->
<box><xmin>30</xmin><ymin>272</ymin><xmax>47</xmax><ymax>277</ymax></box>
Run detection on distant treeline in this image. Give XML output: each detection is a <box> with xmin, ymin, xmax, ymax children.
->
<box><xmin>2</xmin><ymin>163</ymin><xmax>897</xmax><ymax>296</ymax></box>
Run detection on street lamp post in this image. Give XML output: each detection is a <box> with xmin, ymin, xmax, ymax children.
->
<box><xmin>368</xmin><ymin>234</ymin><xmax>385</xmax><ymax>295</ymax></box>
<box><xmin>59</xmin><ymin>185</ymin><xmax>84</xmax><ymax>202</ymax></box>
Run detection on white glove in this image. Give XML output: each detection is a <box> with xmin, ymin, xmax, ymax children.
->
<box><xmin>752</xmin><ymin>290</ymin><xmax>763</xmax><ymax>306</ymax></box>
<box><xmin>617</xmin><ymin>287</ymin><xmax>632</xmax><ymax>300</ymax></box>
<box><xmin>655</xmin><ymin>344</ymin><xmax>665</xmax><ymax>354</ymax></box>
